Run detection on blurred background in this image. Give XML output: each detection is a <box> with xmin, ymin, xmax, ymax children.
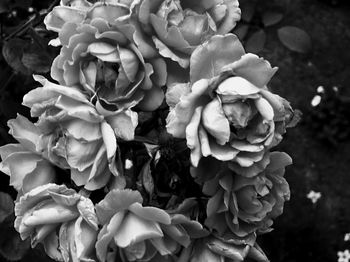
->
<box><xmin>0</xmin><ymin>0</ymin><xmax>349</xmax><ymax>261</ymax></box>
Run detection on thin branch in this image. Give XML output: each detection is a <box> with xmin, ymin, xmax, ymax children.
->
<box><xmin>3</xmin><ymin>0</ymin><xmax>60</xmax><ymax>42</ymax></box>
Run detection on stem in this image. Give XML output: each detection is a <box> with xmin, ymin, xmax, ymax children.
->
<box><xmin>3</xmin><ymin>0</ymin><xmax>60</xmax><ymax>42</ymax></box>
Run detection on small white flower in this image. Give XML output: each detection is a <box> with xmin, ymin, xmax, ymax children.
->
<box><xmin>344</xmin><ymin>233</ymin><xmax>350</xmax><ymax>241</ymax></box>
<box><xmin>317</xmin><ymin>86</ymin><xmax>325</xmax><ymax>93</ymax></box>
<box><xmin>307</xmin><ymin>190</ymin><xmax>322</xmax><ymax>204</ymax></box>
<box><xmin>125</xmin><ymin>159</ymin><xmax>133</xmax><ymax>170</ymax></box>
<box><xmin>311</xmin><ymin>95</ymin><xmax>322</xmax><ymax>107</ymax></box>
<box><xmin>338</xmin><ymin>249</ymin><xmax>350</xmax><ymax>262</ymax></box>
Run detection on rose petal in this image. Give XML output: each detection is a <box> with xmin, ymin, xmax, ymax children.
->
<box><xmin>114</xmin><ymin>212</ymin><xmax>163</xmax><ymax>248</ymax></box>
<box><xmin>202</xmin><ymin>98</ymin><xmax>230</xmax><ymax>145</ymax></box>
<box><xmin>166</xmin><ymin>79</ymin><xmax>209</xmax><ymax>138</ymax></box>
<box><xmin>8</xmin><ymin>115</ymin><xmax>40</xmax><ymax>153</ymax></box>
<box><xmin>230</xmin><ymin>53</ymin><xmax>278</xmax><ymax>88</ymax></box>
<box><xmin>190</xmin><ymin>34</ymin><xmax>245</xmax><ymax>83</ymax></box>
<box><xmin>95</xmin><ymin>189</ymin><xmax>143</xmax><ymax>224</ymax></box>
<box><xmin>106</xmin><ymin>110</ymin><xmax>138</xmax><ymax>141</ymax></box>
<box><xmin>254</xmin><ymin>97</ymin><xmax>274</xmax><ymax>121</ymax></box>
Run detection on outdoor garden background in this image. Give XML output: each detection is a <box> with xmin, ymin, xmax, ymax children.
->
<box><xmin>0</xmin><ymin>0</ymin><xmax>349</xmax><ymax>261</ymax></box>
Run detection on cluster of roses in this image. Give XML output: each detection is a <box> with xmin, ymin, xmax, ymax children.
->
<box><xmin>0</xmin><ymin>0</ymin><xmax>298</xmax><ymax>261</ymax></box>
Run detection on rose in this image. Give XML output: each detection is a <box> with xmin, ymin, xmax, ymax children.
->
<box><xmin>179</xmin><ymin>234</ymin><xmax>268</xmax><ymax>262</ymax></box>
<box><xmin>166</xmin><ymin>34</ymin><xmax>295</xmax><ymax>167</ymax></box>
<box><xmin>95</xmin><ymin>189</ymin><xmax>205</xmax><ymax>261</ymax></box>
<box><xmin>23</xmin><ymin>75</ymin><xmax>132</xmax><ymax>190</ymax></box>
<box><xmin>194</xmin><ymin>151</ymin><xmax>292</xmax><ymax>237</ymax></box>
<box><xmin>0</xmin><ymin>115</ymin><xmax>55</xmax><ymax>194</ymax></box>
<box><xmin>45</xmin><ymin>1</ymin><xmax>166</xmax><ymax>112</ymax></box>
<box><xmin>133</xmin><ymin>0</ymin><xmax>241</xmax><ymax>68</ymax></box>
<box><xmin>179</xmin><ymin>234</ymin><xmax>252</xmax><ymax>262</ymax></box>
<box><xmin>14</xmin><ymin>183</ymin><xmax>98</xmax><ymax>262</ymax></box>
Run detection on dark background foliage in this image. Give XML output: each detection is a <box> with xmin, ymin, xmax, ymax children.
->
<box><xmin>0</xmin><ymin>0</ymin><xmax>349</xmax><ymax>261</ymax></box>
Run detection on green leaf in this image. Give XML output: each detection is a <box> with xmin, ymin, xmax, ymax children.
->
<box><xmin>262</xmin><ymin>12</ymin><xmax>284</xmax><ymax>27</ymax></box>
<box><xmin>278</xmin><ymin>26</ymin><xmax>312</xmax><ymax>53</ymax></box>
<box><xmin>0</xmin><ymin>192</ymin><xmax>14</xmax><ymax>223</ymax></box>
<box><xmin>245</xmin><ymin>30</ymin><xmax>266</xmax><ymax>54</ymax></box>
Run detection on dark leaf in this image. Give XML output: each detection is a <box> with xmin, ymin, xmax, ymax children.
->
<box><xmin>0</xmin><ymin>1</ymin><xmax>9</xmax><ymax>13</ymax></box>
<box><xmin>2</xmin><ymin>38</ymin><xmax>31</xmax><ymax>75</ymax></box>
<box><xmin>262</xmin><ymin>11</ymin><xmax>284</xmax><ymax>27</ymax></box>
<box><xmin>0</xmin><ymin>219</ymin><xmax>30</xmax><ymax>261</ymax></box>
<box><xmin>140</xmin><ymin>159</ymin><xmax>154</xmax><ymax>196</ymax></box>
<box><xmin>233</xmin><ymin>24</ymin><xmax>250</xmax><ymax>41</ymax></box>
<box><xmin>11</xmin><ymin>0</ymin><xmax>33</xmax><ymax>9</ymax></box>
<box><xmin>278</xmin><ymin>26</ymin><xmax>312</xmax><ymax>53</ymax></box>
<box><xmin>241</xmin><ymin>1</ymin><xmax>256</xmax><ymax>22</ymax></box>
<box><xmin>245</xmin><ymin>29</ymin><xmax>266</xmax><ymax>53</ymax></box>
<box><xmin>22</xmin><ymin>52</ymin><xmax>51</xmax><ymax>73</ymax></box>
<box><xmin>0</xmin><ymin>192</ymin><xmax>14</xmax><ymax>223</ymax></box>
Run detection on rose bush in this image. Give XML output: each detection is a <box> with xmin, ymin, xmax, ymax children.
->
<box><xmin>22</xmin><ymin>75</ymin><xmax>132</xmax><ymax>190</ymax></box>
<box><xmin>46</xmin><ymin>0</ymin><xmax>241</xmax><ymax>71</ymax></box>
<box><xmin>45</xmin><ymin>0</ymin><xmax>166</xmax><ymax>112</ymax></box>
<box><xmin>95</xmin><ymin>189</ymin><xmax>206</xmax><ymax>261</ymax></box>
<box><xmin>0</xmin><ymin>115</ymin><xmax>56</xmax><ymax>194</ymax></box>
<box><xmin>166</xmin><ymin>34</ymin><xmax>295</xmax><ymax>167</ymax></box>
<box><xmin>15</xmin><ymin>183</ymin><xmax>98</xmax><ymax>262</ymax></box>
<box><xmin>193</xmin><ymin>151</ymin><xmax>292</xmax><ymax>237</ymax></box>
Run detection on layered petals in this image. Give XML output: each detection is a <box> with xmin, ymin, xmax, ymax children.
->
<box><xmin>167</xmin><ymin>34</ymin><xmax>296</xmax><ymax>167</ymax></box>
<box><xmin>14</xmin><ymin>184</ymin><xmax>98</xmax><ymax>261</ymax></box>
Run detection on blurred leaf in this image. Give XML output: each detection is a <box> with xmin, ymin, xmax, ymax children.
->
<box><xmin>278</xmin><ymin>26</ymin><xmax>312</xmax><ymax>53</ymax></box>
<box><xmin>11</xmin><ymin>0</ymin><xmax>33</xmax><ymax>9</ymax></box>
<box><xmin>2</xmin><ymin>38</ymin><xmax>31</xmax><ymax>75</ymax></box>
<box><xmin>0</xmin><ymin>1</ymin><xmax>9</xmax><ymax>13</ymax></box>
<box><xmin>241</xmin><ymin>1</ymin><xmax>255</xmax><ymax>22</ymax></box>
<box><xmin>233</xmin><ymin>24</ymin><xmax>250</xmax><ymax>40</ymax></box>
<box><xmin>245</xmin><ymin>29</ymin><xmax>266</xmax><ymax>53</ymax></box>
<box><xmin>262</xmin><ymin>12</ymin><xmax>284</xmax><ymax>27</ymax></box>
<box><xmin>0</xmin><ymin>218</ymin><xmax>30</xmax><ymax>261</ymax></box>
<box><xmin>0</xmin><ymin>192</ymin><xmax>14</xmax><ymax>223</ymax></box>
<box><xmin>22</xmin><ymin>52</ymin><xmax>51</xmax><ymax>73</ymax></box>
